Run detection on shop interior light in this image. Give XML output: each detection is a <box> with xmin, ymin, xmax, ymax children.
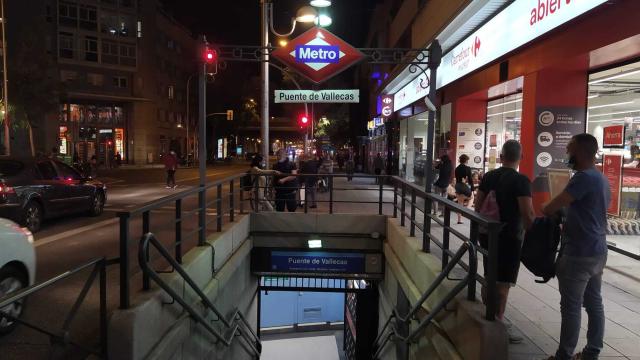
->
<box><xmin>487</xmin><ymin>109</ymin><xmax>522</xmax><ymax>117</ymax></box>
<box><xmin>486</xmin><ymin>98</ymin><xmax>522</xmax><ymax>109</ymax></box>
<box><xmin>310</xmin><ymin>0</ymin><xmax>331</xmax><ymax>7</ymax></box>
<box><xmin>589</xmin><ymin>68</ymin><xmax>640</xmax><ymax>85</ymax></box>
<box><xmin>588</xmin><ymin>101</ymin><xmax>634</xmax><ymax>110</ymax></box>
<box><xmin>308</xmin><ymin>239</ymin><xmax>322</xmax><ymax>248</ymax></box>
<box><xmin>588</xmin><ymin>109</ymin><xmax>640</xmax><ymax>118</ymax></box>
<box><xmin>588</xmin><ymin>118</ymin><xmax>628</xmax><ymax>124</ymax></box>
<box><xmin>587</xmin><ymin>94</ymin><xmax>599</xmax><ymax>99</ymax></box>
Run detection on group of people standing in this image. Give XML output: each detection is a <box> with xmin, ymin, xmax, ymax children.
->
<box><xmin>433</xmin><ymin>135</ymin><xmax>609</xmax><ymax>360</ymax></box>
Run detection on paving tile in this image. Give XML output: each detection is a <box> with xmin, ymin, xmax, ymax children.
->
<box><xmin>527</xmin><ymin>335</ymin><xmax>559</xmax><ymax>355</ymax></box>
<box><xmin>603</xmin><ymin>338</ymin><xmax>640</xmax><ymax>356</ymax></box>
<box><xmin>604</xmin><ymin>320</ymin><xmax>640</xmax><ymax>339</ymax></box>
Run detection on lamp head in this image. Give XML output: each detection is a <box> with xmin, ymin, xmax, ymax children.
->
<box><xmin>310</xmin><ymin>0</ymin><xmax>331</xmax><ymax>7</ymax></box>
<box><xmin>296</xmin><ymin>6</ymin><xmax>318</xmax><ymax>23</ymax></box>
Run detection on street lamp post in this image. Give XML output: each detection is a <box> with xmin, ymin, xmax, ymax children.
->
<box><xmin>259</xmin><ymin>1</ymin><xmax>319</xmax><ymax>168</ymax></box>
<box><xmin>186</xmin><ymin>73</ymin><xmax>195</xmax><ymax>164</ymax></box>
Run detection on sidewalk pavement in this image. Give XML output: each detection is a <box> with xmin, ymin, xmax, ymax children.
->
<box><xmin>300</xmin><ymin>176</ymin><xmax>640</xmax><ymax>359</ymax></box>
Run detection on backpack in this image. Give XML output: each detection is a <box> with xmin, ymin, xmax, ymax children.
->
<box><xmin>521</xmin><ymin>217</ymin><xmax>562</xmax><ymax>283</ymax></box>
<box><xmin>478</xmin><ymin>170</ymin><xmax>510</xmax><ymax>233</ymax></box>
<box><xmin>241</xmin><ymin>171</ymin><xmax>256</xmax><ymax>191</ymax></box>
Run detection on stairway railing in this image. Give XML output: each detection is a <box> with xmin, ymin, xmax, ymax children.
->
<box><xmin>373</xmin><ymin>240</ymin><xmax>477</xmax><ymax>359</ymax></box>
<box><xmin>138</xmin><ymin>233</ymin><xmax>261</xmax><ymax>358</ymax></box>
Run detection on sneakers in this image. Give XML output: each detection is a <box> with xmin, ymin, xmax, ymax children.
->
<box><xmin>543</xmin><ymin>352</ymin><xmax>582</xmax><ymax>360</ymax></box>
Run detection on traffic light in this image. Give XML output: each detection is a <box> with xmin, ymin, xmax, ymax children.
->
<box><xmin>204</xmin><ymin>47</ymin><xmax>218</xmax><ymax>75</ymax></box>
<box><xmin>298</xmin><ymin>114</ymin><xmax>309</xmax><ymax>129</ymax></box>
<box><xmin>204</xmin><ymin>47</ymin><xmax>217</xmax><ymax>64</ymax></box>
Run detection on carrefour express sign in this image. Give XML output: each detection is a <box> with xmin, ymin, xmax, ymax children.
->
<box><xmin>436</xmin><ymin>0</ymin><xmax>608</xmax><ymax>89</ymax></box>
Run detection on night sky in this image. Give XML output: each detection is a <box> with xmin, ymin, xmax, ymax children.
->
<box><xmin>161</xmin><ymin>0</ymin><xmax>380</xmax><ymax>139</ymax></box>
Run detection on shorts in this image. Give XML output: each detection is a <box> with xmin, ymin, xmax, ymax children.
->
<box><xmin>479</xmin><ymin>233</ymin><xmax>522</xmax><ymax>286</ymax></box>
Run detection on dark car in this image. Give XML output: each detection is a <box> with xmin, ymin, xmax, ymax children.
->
<box><xmin>0</xmin><ymin>157</ymin><xmax>107</xmax><ymax>233</ymax></box>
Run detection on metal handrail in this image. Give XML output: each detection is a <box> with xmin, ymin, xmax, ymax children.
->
<box><xmin>373</xmin><ymin>241</ymin><xmax>477</xmax><ymax>359</ymax></box>
<box><xmin>138</xmin><ymin>233</ymin><xmax>261</xmax><ymax>358</ymax></box>
<box><xmin>0</xmin><ymin>257</ymin><xmax>112</xmax><ymax>358</ymax></box>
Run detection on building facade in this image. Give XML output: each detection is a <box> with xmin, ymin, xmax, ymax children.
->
<box><xmin>6</xmin><ymin>0</ymin><xmax>197</xmax><ymax>165</ymax></box>
<box><xmin>371</xmin><ymin>0</ymin><xmax>640</xmax><ymax>247</ymax></box>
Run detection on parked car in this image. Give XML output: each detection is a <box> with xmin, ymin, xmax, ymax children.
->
<box><xmin>0</xmin><ymin>218</ymin><xmax>35</xmax><ymax>334</ymax></box>
<box><xmin>0</xmin><ymin>157</ymin><xmax>107</xmax><ymax>233</ymax></box>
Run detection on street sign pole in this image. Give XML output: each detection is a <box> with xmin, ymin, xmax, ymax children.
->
<box><xmin>198</xmin><ymin>35</ymin><xmax>207</xmax><ymax>244</ymax></box>
<box><xmin>260</xmin><ymin>0</ymin><xmax>270</xmax><ymax>168</ymax></box>
<box><xmin>425</xmin><ymin>41</ymin><xmax>442</xmax><ymax>194</ymax></box>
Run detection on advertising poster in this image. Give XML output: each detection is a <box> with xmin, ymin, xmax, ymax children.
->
<box><xmin>456</xmin><ymin>122</ymin><xmax>485</xmax><ymax>170</ymax></box>
<box><xmin>534</xmin><ymin>107</ymin><xmax>585</xmax><ymax>177</ymax></box>
<box><xmin>603</xmin><ymin>125</ymin><xmax>625</xmax><ymax>148</ymax></box>
<box><xmin>602</xmin><ymin>154</ymin><xmax>622</xmax><ymax>216</ymax></box>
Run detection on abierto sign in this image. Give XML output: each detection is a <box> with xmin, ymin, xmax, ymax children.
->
<box><xmin>274</xmin><ymin>89</ymin><xmax>359</xmax><ymax>103</ymax></box>
<box><xmin>437</xmin><ymin>0</ymin><xmax>607</xmax><ymax>89</ymax></box>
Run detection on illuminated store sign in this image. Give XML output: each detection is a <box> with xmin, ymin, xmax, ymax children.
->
<box><xmin>437</xmin><ymin>0</ymin><xmax>607</xmax><ymax>89</ymax></box>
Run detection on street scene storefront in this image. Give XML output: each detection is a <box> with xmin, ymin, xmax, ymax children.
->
<box><xmin>58</xmin><ymin>102</ymin><xmax>128</xmax><ymax>166</ymax></box>
<box><xmin>381</xmin><ymin>0</ymin><xmax>640</xmax><ymax>252</ymax></box>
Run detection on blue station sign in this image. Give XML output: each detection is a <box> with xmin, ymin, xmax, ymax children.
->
<box><xmin>271</xmin><ymin>251</ymin><xmax>365</xmax><ymax>273</ymax></box>
<box><xmin>295</xmin><ymin>45</ymin><xmax>340</xmax><ymax>64</ymax></box>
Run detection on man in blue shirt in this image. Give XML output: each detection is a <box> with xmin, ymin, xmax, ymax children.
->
<box><xmin>543</xmin><ymin>133</ymin><xmax>611</xmax><ymax>360</ymax></box>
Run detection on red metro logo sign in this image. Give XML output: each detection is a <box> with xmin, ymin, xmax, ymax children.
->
<box><xmin>271</xmin><ymin>27</ymin><xmax>365</xmax><ymax>84</ymax></box>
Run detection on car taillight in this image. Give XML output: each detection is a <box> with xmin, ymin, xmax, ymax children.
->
<box><xmin>0</xmin><ymin>184</ymin><xmax>15</xmax><ymax>194</ymax></box>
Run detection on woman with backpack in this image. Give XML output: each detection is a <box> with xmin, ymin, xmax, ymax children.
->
<box><xmin>245</xmin><ymin>154</ymin><xmax>279</xmax><ymax>211</ymax></box>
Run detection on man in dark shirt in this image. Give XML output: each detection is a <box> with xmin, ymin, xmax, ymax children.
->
<box><xmin>273</xmin><ymin>149</ymin><xmax>298</xmax><ymax>212</ymax></box>
<box><xmin>475</xmin><ymin>140</ymin><xmax>535</xmax><ymax>342</ymax></box>
<box><xmin>543</xmin><ymin>134</ymin><xmax>610</xmax><ymax>360</ymax></box>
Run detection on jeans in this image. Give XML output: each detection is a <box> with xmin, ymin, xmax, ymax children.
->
<box><xmin>555</xmin><ymin>253</ymin><xmax>607</xmax><ymax>360</ymax></box>
<box><xmin>275</xmin><ymin>191</ymin><xmax>297</xmax><ymax>212</ymax></box>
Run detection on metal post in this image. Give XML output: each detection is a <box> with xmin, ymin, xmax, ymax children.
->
<box><xmin>198</xmin><ymin>35</ymin><xmax>207</xmax><ymax>245</ymax></box>
<box><xmin>175</xmin><ymin>199</ymin><xmax>182</xmax><ymax>263</ymax></box>
<box><xmin>186</xmin><ymin>74</ymin><xmax>193</xmax><ymax>164</ymax></box>
<box><xmin>422</xmin><ymin>197</ymin><xmax>430</xmax><ymax>252</ymax></box>
<box><xmin>142</xmin><ymin>211</ymin><xmax>150</xmax><ymax>290</ymax></box>
<box><xmin>378</xmin><ymin>178</ymin><xmax>383</xmax><ymax>215</ymax></box>
<box><xmin>424</xmin><ymin>41</ymin><xmax>441</xmax><ymax>194</ymax></box>
<box><xmin>329</xmin><ymin>176</ymin><xmax>334</xmax><ymax>214</ymax></box>
<box><xmin>410</xmin><ymin>190</ymin><xmax>417</xmax><ymax>236</ymax></box>
<box><xmin>260</xmin><ymin>0</ymin><xmax>270</xmax><ymax>167</ymax></box>
<box><xmin>400</xmin><ymin>184</ymin><xmax>406</xmax><ymax>227</ymax></box>
<box><xmin>229</xmin><ymin>179</ymin><xmax>235</xmax><ymax>222</ymax></box>
<box><xmin>1</xmin><ymin>0</ymin><xmax>8</xmax><ymax>156</ymax></box>
<box><xmin>119</xmin><ymin>215</ymin><xmax>130</xmax><ymax>309</ymax></box>
<box><xmin>393</xmin><ymin>182</ymin><xmax>398</xmax><ymax>218</ymax></box>
<box><xmin>216</xmin><ymin>184</ymin><xmax>222</xmax><ymax>232</ymax></box>
<box><xmin>99</xmin><ymin>259</ymin><xmax>108</xmax><ymax>357</ymax></box>
<box><xmin>443</xmin><ymin>207</ymin><xmax>451</xmax><ymax>270</ymax></box>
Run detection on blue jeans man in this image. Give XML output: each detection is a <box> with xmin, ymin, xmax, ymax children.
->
<box><xmin>555</xmin><ymin>253</ymin><xmax>607</xmax><ymax>360</ymax></box>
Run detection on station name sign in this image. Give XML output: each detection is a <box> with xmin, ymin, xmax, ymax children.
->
<box><xmin>274</xmin><ymin>89</ymin><xmax>360</xmax><ymax>103</ymax></box>
<box><xmin>295</xmin><ymin>45</ymin><xmax>340</xmax><ymax>64</ymax></box>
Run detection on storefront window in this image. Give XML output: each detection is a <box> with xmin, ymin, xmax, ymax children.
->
<box><xmin>114</xmin><ymin>106</ymin><xmax>124</xmax><ymax>124</ymax></box>
<box><xmin>59</xmin><ymin>104</ymin><xmax>69</xmax><ymax>123</ymax></box>
<box><xmin>97</xmin><ymin>106</ymin><xmax>112</xmax><ymax>124</ymax></box>
<box><xmin>587</xmin><ymin>60</ymin><xmax>640</xmax><ymax>247</ymax></box>
<box><xmin>484</xmin><ymin>93</ymin><xmax>523</xmax><ymax>172</ymax></box>
<box><xmin>70</xmin><ymin>104</ymin><xmax>82</xmax><ymax>122</ymax></box>
<box><xmin>398</xmin><ymin>113</ymin><xmax>430</xmax><ymax>185</ymax></box>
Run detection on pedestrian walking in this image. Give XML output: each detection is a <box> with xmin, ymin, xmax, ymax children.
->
<box><xmin>301</xmin><ymin>153</ymin><xmax>320</xmax><ymax>208</ymax></box>
<box><xmin>373</xmin><ymin>153</ymin><xmax>385</xmax><ymax>184</ymax></box>
<box><xmin>454</xmin><ymin>154</ymin><xmax>474</xmax><ymax>224</ymax></box>
<box><xmin>247</xmin><ymin>154</ymin><xmax>278</xmax><ymax>211</ymax></box>
<box><xmin>475</xmin><ymin>140</ymin><xmax>535</xmax><ymax>343</ymax></box>
<box><xmin>164</xmin><ymin>150</ymin><xmax>178</xmax><ymax>189</ymax></box>
<box><xmin>273</xmin><ymin>149</ymin><xmax>298</xmax><ymax>212</ymax></box>
<box><xmin>90</xmin><ymin>155</ymin><xmax>98</xmax><ymax>178</ymax></box>
<box><xmin>433</xmin><ymin>154</ymin><xmax>452</xmax><ymax>216</ymax></box>
<box><xmin>345</xmin><ymin>151</ymin><xmax>355</xmax><ymax>181</ymax></box>
<box><xmin>115</xmin><ymin>152</ymin><xmax>122</xmax><ymax>168</ymax></box>
<box><xmin>337</xmin><ymin>152</ymin><xmax>345</xmax><ymax>172</ymax></box>
<box><xmin>542</xmin><ymin>134</ymin><xmax>610</xmax><ymax>360</ymax></box>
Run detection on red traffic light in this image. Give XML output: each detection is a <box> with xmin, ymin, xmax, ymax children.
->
<box><xmin>298</xmin><ymin>115</ymin><xmax>309</xmax><ymax>128</ymax></box>
<box><xmin>205</xmin><ymin>48</ymin><xmax>217</xmax><ymax>63</ymax></box>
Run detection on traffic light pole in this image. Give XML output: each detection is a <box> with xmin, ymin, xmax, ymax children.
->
<box><xmin>260</xmin><ymin>0</ymin><xmax>270</xmax><ymax>168</ymax></box>
<box><xmin>198</xmin><ymin>35</ymin><xmax>207</xmax><ymax>244</ymax></box>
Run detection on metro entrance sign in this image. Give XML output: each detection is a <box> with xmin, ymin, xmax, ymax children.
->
<box><xmin>271</xmin><ymin>27</ymin><xmax>365</xmax><ymax>84</ymax></box>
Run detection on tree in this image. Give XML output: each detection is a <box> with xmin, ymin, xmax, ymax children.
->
<box><xmin>6</xmin><ymin>22</ymin><xmax>63</xmax><ymax>156</ymax></box>
<box><xmin>315</xmin><ymin>103</ymin><xmax>350</xmax><ymax>147</ymax></box>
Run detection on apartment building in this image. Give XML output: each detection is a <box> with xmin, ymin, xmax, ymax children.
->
<box><xmin>6</xmin><ymin>0</ymin><xmax>197</xmax><ymax>164</ymax></box>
